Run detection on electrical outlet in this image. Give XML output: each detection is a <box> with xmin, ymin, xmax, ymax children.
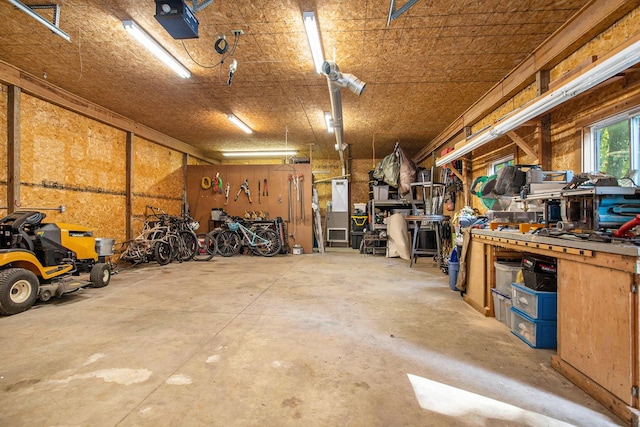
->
<box><xmin>231</xmin><ymin>29</ymin><xmax>244</xmax><ymax>36</ymax></box>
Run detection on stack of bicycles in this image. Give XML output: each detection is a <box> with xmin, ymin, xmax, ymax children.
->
<box><xmin>213</xmin><ymin>216</ymin><xmax>282</xmax><ymax>257</ymax></box>
<box><xmin>118</xmin><ymin>206</ymin><xmax>218</xmax><ymax>266</ymax></box>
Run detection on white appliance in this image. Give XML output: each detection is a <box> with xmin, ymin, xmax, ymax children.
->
<box><xmin>331</xmin><ymin>179</ymin><xmax>349</xmax><ymax>212</ymax></box>
<box><xmin>326</xmin><ymin>179</ymin><xmax>349</xmax><ymax>244</ymax></box>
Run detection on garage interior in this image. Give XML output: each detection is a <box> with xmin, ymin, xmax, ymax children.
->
<box><xmin>1</xmin><ymin>0</ymin><xmax>640</xmax><ymax>426</ymax></box>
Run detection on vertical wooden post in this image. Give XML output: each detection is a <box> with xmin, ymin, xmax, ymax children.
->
<box><xmin>536</xmin><ymin>69</ymin><xmax>550</xmax><ymax>96</ymax></box>
<box><xmin>126</xmin><ymin>132</ymin><xmax>134</xmax><ymax>240</ymax></box>
<box><xmin>536</xmin><ymin>70</ymin><xmax>552</xmax><ymax>170</ymax></box>
<box><xmin>182</xmin><ymin>153</ymin><xmax>188</xmax><ymax>215</ymax></box>
<box><xmin>464</xmin><ymin>154</ymin><xmax>472</xmax><ymax>206</ymax></box>
<box><xmin>539</xmin><ymin>115</ymin><xmax>552</xmax><ymax>170</ymax></box>
<box><xmin>7</xmin><ymin>85</ymin><xmax>20</xmax><ymax>214</ymax></box>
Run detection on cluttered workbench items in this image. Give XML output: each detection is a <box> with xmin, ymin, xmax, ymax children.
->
<box><xmin>469</xmin><ymin>165</ymin><xmax>640</xmax><ymax>244</ymax></box>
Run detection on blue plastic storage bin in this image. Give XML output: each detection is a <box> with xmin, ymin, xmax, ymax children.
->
<box><xmin>511</xmin><ymin>282</ymin><xmax>557</xmax><ymax>320</ymax></box>
<box><xmin>510</xmin><ymin>307</ymin><xmax>557</xmax><ymax>349</ymax></box>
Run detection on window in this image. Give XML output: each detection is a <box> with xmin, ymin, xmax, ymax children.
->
<box><xmin>488</xmin><ymin>155</ymin><xmax>514</xmax><ymax>176</ymax></box>
<box><xmin>583</xmin><ymin>108</ymin><xmax>640</xmax><ymax>179</ymax></box>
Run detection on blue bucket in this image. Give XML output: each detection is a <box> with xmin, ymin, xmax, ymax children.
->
<box><xmin>448</xmin><ymin>261</ymin><xmax>460</xmax><ymax>291</ymax></box>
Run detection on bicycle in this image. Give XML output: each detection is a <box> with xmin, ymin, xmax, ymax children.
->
<box><xmin>215</xmin><ymin>217</ymin><xmax>281</xmax><ymax>257</ymax></box>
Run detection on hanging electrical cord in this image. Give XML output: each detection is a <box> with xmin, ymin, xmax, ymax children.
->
<box><xmin>181</xmin><ymin>31</ymin><xmax>241</xmax><ymax>70</ymax></box>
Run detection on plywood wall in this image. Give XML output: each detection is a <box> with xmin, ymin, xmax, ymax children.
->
<box><xmin>0</xmin><ymin>92</ymin><xmax>189</xmax><ymax>244</ymax></box>
<box><xmin>19</xmin><ymin>94</ymin><xmax>127</xmax><ymax>241</ymax></box>
<box><xmin>132</xmin><ymin>136</ymin><xmax>184</xmax><ymax>227</ymax></box>
<box><xmin>187</xmin><ymin>164</ymin><xmax>313</xmax><ymax>253</ymax></box>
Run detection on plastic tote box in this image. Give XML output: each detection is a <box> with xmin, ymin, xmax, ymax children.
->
<box><xmin>373</xmin><ymin>185</ymin><xmax>389</xmax><ymax>200</ymax></box>
<box><xmin>494</xmin><ymin>261</ymin><xmax>522</xmax><ymax>295</ymax></box>
<box><xmin>510</xmin><ymin>307</ymin><xmax>557</xmax><ymax>349</ymax></box>
<box><xmin>511</xmin><ymin>283</ymin><xmax>557</xmax><ymax>320</ymax></box>
<box><xmin>491</xmin><ymin>289</ymin><xmax>512</xmax><ymax>328</ymax></box>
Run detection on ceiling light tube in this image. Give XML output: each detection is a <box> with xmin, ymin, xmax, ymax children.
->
<box><xmin>303</xmin><ymin>11</ymin><xmax>324</xmax><ymax>73</ymax></box>
<box><xmin>8</xmin><ymin>0</ymin><xmax>71</xmax><ymax>42</ymax></box>
<box><xmin>227</xmin><ymin>114</ymin><xmax>253</xmax><ymax>134</ymax></box>
<box><xmin>222</xmin><ymin>151</ymin><xmax>297</xmax><ymax>157</ymax></box>
<box><xmin>436</xmin><ymin>37</ymin><xmax>640</xmax><ymax>167</ymax></box>
<box><xmin>324</xmin><ymin>112</ymin><xmax>334</xmax><ymax>133</ymax></box>
<box><xmin>122</xmin><ymin>20</ymin><xmax>191</xmax><ymax>78</ymax></box>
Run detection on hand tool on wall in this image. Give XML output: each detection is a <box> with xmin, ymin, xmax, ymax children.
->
<box><xmin>263</xmin><ymin>178</ymin><xmax>268</xmax><ymax>196</ymax></box>
<box><xmin>258</xmin><ymin>180</ymin><xmax>261</xmax><ymax>204</ymax></box>
<box><xmin>299</xmin><ymin>174</ymin><xmax>305</xmax><ymax>221</ymax></box>
<box><xmin>241</xmin><ymin>179</ymin><xmax>253</xmax><ymax>204</ymax></box>
<box><xmin>224</xmin><ymin>183</ymin><xmax>230</xmax><ymax>205</ymax></box>
<box><xmin>287</xmin><ymin>175</ymin><xmax>293</xmax><ymax>222</ymax></box>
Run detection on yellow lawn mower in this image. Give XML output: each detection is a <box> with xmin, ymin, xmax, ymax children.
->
<box><xmin>0</xmin><ymin>211</ymin><xmax>114</xmax><ymax>316</ymax></box>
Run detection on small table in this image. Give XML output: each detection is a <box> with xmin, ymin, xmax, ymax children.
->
<box><xmin>405</xmin><ymin>214</ymin><xmax>448</xmax><ymax>267</ymax></box>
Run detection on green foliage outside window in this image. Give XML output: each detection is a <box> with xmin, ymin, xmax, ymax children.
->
<box><xmin>596</xmin><ymin>120</ymin><xmax>630</xmax><ymax>178</ymax></box>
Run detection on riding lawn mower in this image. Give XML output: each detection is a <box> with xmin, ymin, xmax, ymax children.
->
<box><xmin>0</xmin><ymin>211</ymin><xmax>114</xmax><ymax>316</ymax></box>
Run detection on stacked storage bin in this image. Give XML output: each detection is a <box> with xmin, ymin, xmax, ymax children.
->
<box><xmin>491</xmin><ymin>261</ymin><xmax>521</xmax><ymax>327</ymax></box>
<box><xmin>510</xmin><ymin>255</ymin><xmax>558</xmax><ymax>348</ymax></box>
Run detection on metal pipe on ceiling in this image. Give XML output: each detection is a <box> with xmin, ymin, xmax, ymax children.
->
<box><xmin>321</xmin><ymin>60</ymin><xmax>366</xmax><ymax>177</ymax></box>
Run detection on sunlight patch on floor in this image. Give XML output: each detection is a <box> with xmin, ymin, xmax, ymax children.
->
<box><xmin>408</xmin><ymin>374</ymin><xmax>576</xmax><ymax>426</ymax></box>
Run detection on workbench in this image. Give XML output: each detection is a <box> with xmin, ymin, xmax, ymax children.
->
<box><xmin>467</xmin><ymin>228</ymin><xmax>640</xmax><ymax>425</ymax></box>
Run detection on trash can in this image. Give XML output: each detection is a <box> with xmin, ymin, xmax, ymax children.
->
<box><xmin>448</xmin><ymin>261</ymin><xmax>460</xmax><ymax>291</ymax></box>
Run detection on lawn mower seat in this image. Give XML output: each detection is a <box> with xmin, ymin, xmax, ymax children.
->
<box><xmin>1</xmin><ymin>211</ymin><xmax>46</xmax><ymax>252</ymax></box>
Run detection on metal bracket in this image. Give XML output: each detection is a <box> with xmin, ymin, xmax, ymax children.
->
<box><xmin>9</xmin><ymin>1</ymin><xmax>70</xmax><ymax>41</ymax></box>
<box><xmin>387</xmin><ymin>0</ymin><xmax>420</xmax><ymax>26</ymax></box>
<box><xmin>192</xmin><ymin>0</ymin><xmax>214</xmax><ymax>13</ymax></box>
<box><xmin>28</xmin><ymin>4</ymin><xmax>61</xmax><ymax>27</ymax></box>
<box><xmin>633</xmin><ymin>386</ymin><xmax>638</xmax><ymax>398</ymax></box>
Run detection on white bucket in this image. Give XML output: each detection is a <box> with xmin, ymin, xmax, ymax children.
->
<box><xmin>292</xmin><ymin>244</ymin><xmax>303</xmax><ymax>255</ymax></box>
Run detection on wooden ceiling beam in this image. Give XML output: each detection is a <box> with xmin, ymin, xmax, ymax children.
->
<box><xmin>417</xmin><ymin>0</ymin><xmax>640</xmax><ymax>163</ymax></box>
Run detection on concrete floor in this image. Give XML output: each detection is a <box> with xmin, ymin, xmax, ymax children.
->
<box><xmin>0</xmin><ymin>248</ymin><xmax>624</xmax><ymax>426</ymax></box>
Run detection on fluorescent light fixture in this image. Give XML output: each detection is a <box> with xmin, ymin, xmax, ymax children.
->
<box><xmin>222</xmin><ymin>151</ymin><xmax>297</xmax><ymax>158</ymax></box>
<box><xmin>122</xmin><ymin>20</ymin><xmax>191</xmax><ymax>78</ymax></box>
<box><xmin>436</xmin><ymin>37</ymin><xmax>640</xmax><ymax>167</ymax></box>
<box><xmin>303</xmin><ymin>11</ymin><xmax>324</xmax><ymax>73</ymax></box>
<box><xmin>324</xmin><ymin>112</ymin><xmax>334</xmax><ymax>133</ymax></box>
<box><xmin>8</xmin><ymin>0</ymin><xmax>71</xmax><ymax>42</ymax></box>
<box><xmin>227</xmin><ymin>114</ymin><xmax>253</xmax><ymax>134</ymax></box>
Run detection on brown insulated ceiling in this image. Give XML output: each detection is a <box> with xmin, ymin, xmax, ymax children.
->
<box><xmin>0</xmin><ymin>0</ymin><xmax>591</xmax><ymax>162</ymax></box>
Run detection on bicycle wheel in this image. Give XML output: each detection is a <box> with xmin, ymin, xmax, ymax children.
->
<box><xmin>253</xmin><ymin>229</ymin><xmax>281</xmax><ymax>257</ymax></box>
<box><xmin>194</xmin><ymin>233</ymin><xmax>216</xmax><ymax>261</ymax></box>
<box><xmin>154</xmin><ymin>240</ymin><xmax>173</xmax><ymax>265</ymax></box>
<box><xmin>178</xmin><ymin>231</ymin><xmax>198</xmax><ymax>261</ymax></box>
<box><xmin>216</xmin><ymin>230</ymin><xmax>241</xmax><ymax>257</ymax></box>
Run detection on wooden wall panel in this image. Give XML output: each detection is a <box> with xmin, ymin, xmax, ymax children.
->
<box><xmin>351</xmin><ymin>159</ymin><xmax>377</xmax><ymax>206</ymax></box>
<box><xmin>187</xmin><ymin>164</ymin><xmax>313</xmax><ymax>254</ymax></box>
<box><xmin>311</xmin><ymin>158</ymin><xmax>343</xmax><ymax>218</ymax></box>
<box><xmin>133</xmin><ymin>137</ymin><xmax>183</xmax><ymax>219</ymax></box>
<box><xmin>19</xmin><ymin>94</ymin><xmax>128</xmax><ymax>241</ymax></box>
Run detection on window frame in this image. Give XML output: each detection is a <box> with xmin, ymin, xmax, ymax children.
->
<box><xmin>488</xmin><ymin>155</ymin><xmax>514</xmax><ymax>176</ymax></box>
<box><xmin>582</xmin><ymin>106</ymin><xmax>640</xmax><ymax>175</ymax></box>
